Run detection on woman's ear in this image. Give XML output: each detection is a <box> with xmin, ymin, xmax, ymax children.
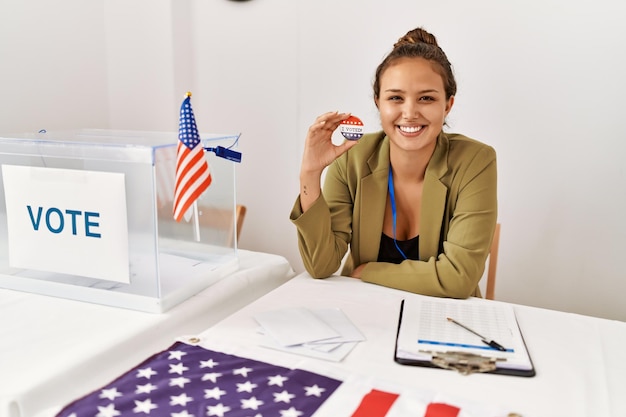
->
<box><xmin>445</xmin><ymin>96</ymin><xmax>455</xmax><ymax>115</ymax></box>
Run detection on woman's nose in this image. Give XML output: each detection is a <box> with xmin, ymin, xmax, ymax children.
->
<box><xmin>402</xmin><ymin>102</ymin><xmax>419</xmax><ymax>119</ymax></box>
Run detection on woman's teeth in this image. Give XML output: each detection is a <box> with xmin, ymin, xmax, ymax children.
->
<box><xmin>399</xmin><ymin>125</ymin><xmax>423</xmax><ymax>133</ymax></box>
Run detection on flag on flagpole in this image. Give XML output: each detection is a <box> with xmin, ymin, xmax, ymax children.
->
<box><xmin>173</xmin><ymin>92</ymin><xmax>212</xmax><ymax>222</ymax></box>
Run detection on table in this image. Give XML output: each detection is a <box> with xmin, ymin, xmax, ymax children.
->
<box><xmin>0</xmin><ymin>250</ymin><xmax>295</xmax><ymax>417</ymax></box>
<box><xmin>189</xmin><ymin>274</ymin><xmax>625</xmax><ymax>417</ymax></box>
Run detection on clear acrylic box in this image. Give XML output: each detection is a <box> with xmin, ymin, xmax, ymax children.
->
<box><xmin>0</xmin><ymin>129</ymin><xmax>241</xmax><ymax>312</ymax></box>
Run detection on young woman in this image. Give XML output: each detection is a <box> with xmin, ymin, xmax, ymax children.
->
<box><xmin>290</xmin><ymin>27</ymin><xmax>497</xmax><ymax>298</ymax></box>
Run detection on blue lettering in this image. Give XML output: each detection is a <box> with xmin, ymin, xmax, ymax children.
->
<box><xmin>25</xmin><ymin>205</ymin><xmax>102</xmax><ymax>238</ymax></box>
<box><xmin>84</xmin><ymin>211</ymin><xmax>101</xmax><ymax>238</ymax></box>
<box><xmin>27</xmin><ymin>205</ymin><xmax>43</xmax><ymax>230</ymax></box>
<box><xmin>45</xmin><ymin>207</ymin><xmax>64</xmax><ymax>234</ymax></box>
<box><xmin>65</xmin><ymin>209</ymin><xmax>81</xmax><ymax>235</ymax></box>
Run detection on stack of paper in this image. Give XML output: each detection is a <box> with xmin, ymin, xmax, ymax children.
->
<box><xmin>253</xmin><ymin>307</ymin><xmax>365</xmax><ymax>362</ymax></box>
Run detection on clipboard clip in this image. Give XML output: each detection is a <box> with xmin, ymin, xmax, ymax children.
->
<box><xmin>425</xmin><ymin>351</ymin><xmax>506</xmax><ymax>375</ymax></box>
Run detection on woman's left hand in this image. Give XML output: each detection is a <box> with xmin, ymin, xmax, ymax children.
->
<box><xmin>351</xmin><ymin>263</ymin><xmax>368</xmax><ymax>279</ymax></box>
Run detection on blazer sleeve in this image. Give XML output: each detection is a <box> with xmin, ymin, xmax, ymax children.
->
<box><xmin>360</xmin><ymin>145</ymin><xmax>498</xmax><ymax>298</ymax></box>
<box><xmin>289</xmin><ymin>194</ymin><xmax>350</xmax><ymax>278</ymax></box>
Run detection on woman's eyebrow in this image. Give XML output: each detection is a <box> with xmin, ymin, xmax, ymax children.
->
<box><xmin>383</xmin><ymin>88</ymin><xmax>441</xmax><ymax>94</ymax></box>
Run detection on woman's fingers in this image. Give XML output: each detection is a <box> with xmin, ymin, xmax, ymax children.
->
<box><xmin>309</xmin><ymin>112</ymin><xmax>351</xmax><ymax>135</ymax></box>
<box><xmin>302</xmin><ymin>111</ymin><xmax>356</xmax><ymax>172</ymax></box>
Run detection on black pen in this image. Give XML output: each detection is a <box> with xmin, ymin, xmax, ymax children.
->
<box><xmin>446</xmin><ymin>317</ymin><xmax>507</xmax><ymax>351</ymax></box>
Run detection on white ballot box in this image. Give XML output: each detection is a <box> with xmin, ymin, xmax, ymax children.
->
<box><xmin>0</xmin><ymin>129</ymin><xmax>241</xmax><ymax>313</ymax></box>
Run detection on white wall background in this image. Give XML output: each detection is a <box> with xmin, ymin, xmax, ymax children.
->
<box><xmin>1</xmin><ymin>0</ymin><xmax>625</xmax><ymax>321</ymax></box>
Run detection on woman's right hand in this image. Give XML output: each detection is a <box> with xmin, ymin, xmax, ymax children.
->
<box><xmin>299</xmin><ymin>111</ymin><xmax>359</xmax><ymax>212</ymax></box>
<box><xmin>300</xmin><ymin>111</ymin><xmax>359</xmax><ymax>176</ymax></box>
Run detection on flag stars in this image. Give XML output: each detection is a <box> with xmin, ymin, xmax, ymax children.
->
<box><xmin>279</xmin><ymin>407</ymin><xmax>304</xmax><ymax>417</ymax></box>
<box><xmin>169</xmin><ymin>376</ymin><xmax>191</xmax><ymax>388</ymax></box>
<box><xmin>206</xmin><ymin>403</ymin><xmax>231</xmax><ymax>417</ymax></box>
<box><xmin>241</xmin><ymin>396</ymin><xmax>264</xmax><ymax>410</ymax></box>
<box><xmin>304</xmin><ymin>384</ymin><xmax>325</xmax><ymax>397</ymax></box>
<box><xmin>136</xmin><ymin>367</ymin><xmax>157</xmax><ymax>379</ymax></box>
<box><xmin>236</xmin><ymin>381</ymin><xmax>258</xmax><ymax>393</ymax></box>
<box><xmin>169</xmin><ymin>362</ymin><xmax>189</xmax><ymax>375</ymax></box>
<box><xmin>57</xmin><ymin>345</ymin><xmax>341</xmax><ymax>417</ymax></box>
<box><xmin>133</xmin><ymin>398</ymin><xmax>158</xmax><ymax>414</ymax></box>
<box><xmin>202</xmin><ymin>372</ymin><xmax>223</xmax><ymax>383</ymax></box>
<box><xmin>273</xmin><ymin>390</ymin><xmax>296</xmax><ymax>403</ymax></box>
<box><xmin>168</xmin><ymin>350</ymin><xmax>187</xmax><ymax>360</ymax></box>
<box><xmin>171</xmin><ymin>411</ymin><xmax>195</xmax><ymax>417</ymax></box>
<box><xmin>233</xmin><ymin>367</ymin><xmax>253</xmax><ymax>378</ymax></box>
<box><xmin>204</xmin><ymin>386</ymin><xmax>227</xmax><ymax>400</ymax></box>
<box><xmin>99</xmin><ymin>388</ymin><xmax>122</xmax><ymax>401</ymax></box>
<box><xmin>96</xmin><ymin>403</ymin><xmax>120</xmax><ymax>417</ymax></box>
<box><xmin>200</xmin><ymin>358</ymin><xmax>219</xmax><ymax>368</ymax></box>
<box><xmin>135</xmin><ymin>383</ymin><xmax>158</xmax><ymax>394</ymax></box>
<box><xmin>170</xmin><ymin>393</ymin><xmax>194</xmax><ymax>406</ymax></box>
<box><xmin>268</xmin><ymin>374</ymin><xmax>289</xmax><ymax>387</ymax></box>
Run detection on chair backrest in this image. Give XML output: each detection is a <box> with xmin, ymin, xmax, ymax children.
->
<box><xmin>234</xmin><ymin>204</ymin><xmax>247</xmax><ymax>243</ymax></box>
<box><xmin>485</xmin><ymin>223</ymin><xmax>501</xmax><ymax>300</ymax></box>
<box><xmin>197</xmin><ymin>204</ymin><xmax>247</xmax><ymax>247</ymax></box>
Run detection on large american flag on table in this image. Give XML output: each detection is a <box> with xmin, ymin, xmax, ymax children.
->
<box><xmin>56</xmin><ymin>342</ymin><xmax>341</xmax><ymax>417</ymax></box>
<box><xmin>55</xmin><ymin>342</ymin><xmax>477</xmax><ymax>417</ymax></box>
<box><xmin>173</xmin><ymin>93</ymin><xmax>212</xmax><ymax>222</ymax></box>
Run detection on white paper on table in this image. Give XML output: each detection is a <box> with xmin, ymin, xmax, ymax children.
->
<box><xmin>305</xmin><ymin>308</ymin><xmax>366</xmax><ymax>344</ymax></box>
<box><xmin>260</xmin><ymin>336</ymin><xmax>359</xmax><ymax>362</ymax></box>
<box><xmin>253</xmin><ymin>307</ymin><xmax>340</xmax><ymax>347</ymax></box>
<box><xmin>255</xmin><ymin>307</ymin><xmax>365</xmax><ymax>361</ymax></box>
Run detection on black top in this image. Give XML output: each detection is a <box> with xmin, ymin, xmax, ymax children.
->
<box><xmin>377</xmin><ymin>233</ymin><xmax>419</xmax><ymax>264</ymax></box>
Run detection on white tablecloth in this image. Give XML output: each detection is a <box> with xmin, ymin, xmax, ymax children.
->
<box><xmin>190</xmin><ymin>274</ymin><xmax>626</xmax><ymax>417</ymax></box>
<box><xmin>0</xmin><ymin>250</ymin><xmax>295</xmax><ymax>417</ymax></box>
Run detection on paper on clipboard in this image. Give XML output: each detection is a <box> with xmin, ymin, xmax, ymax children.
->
<box><xmin>395</xmin><ymin>296</ymin><xmax>535</xmax><ymax>377</ymax></box>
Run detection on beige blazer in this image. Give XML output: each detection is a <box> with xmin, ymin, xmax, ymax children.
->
<box><xmin>291</xmin><ymin>131</ymin><xmax>497</xmax><ymax>298</ymax></box>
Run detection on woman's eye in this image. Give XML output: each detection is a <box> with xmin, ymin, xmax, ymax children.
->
<box><xmin>388</xmin><ymin>95</ymin><xmax>403</xmax><ymax>101</ymax></box>
<box><xmin>419</xmin><ymin>96</ymin><xmax>435</xmax><ymax>101</ymax></box>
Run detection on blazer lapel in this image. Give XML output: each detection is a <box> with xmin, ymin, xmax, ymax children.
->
<box><xmin>420</xmin><ymin>133</ymin><xmax>450</xmax><ymax>259</ymax></box>
<box><xmin>359</xmin><ymin>170</ymin><xmax>388</xmax><ymax>261</ymax></box>
<box><xmin>357</xmin><ymin>141</ymin><xmax>389</xmax><ymax>261</ymax></box>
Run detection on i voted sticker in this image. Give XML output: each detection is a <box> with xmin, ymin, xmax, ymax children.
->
<box><xmin>339</xmin><ymin>116</ymin><xmax>364</xmax><ymax>141</ymax></box>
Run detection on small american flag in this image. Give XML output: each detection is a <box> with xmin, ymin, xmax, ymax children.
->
<box><xmin>55</xmin><ymin>342</ymin><xmax>342</xmax><ymax>417</ymax></box>
<box><xmin>173</xmin><ymin>93</ymin><xmax>212</xmax><ymax>222</ymax></box>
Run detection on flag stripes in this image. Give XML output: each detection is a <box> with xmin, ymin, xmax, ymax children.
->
<box><xmin>350</xmin><ymin>389</ymin><xmax>399</xmax><ymax>417</ymax></box>
<box><xmin>173</xmin><ymin>140</ymin><xmax>212</xmax><ymax>221</ymax></box>
<box><xmin>173</xmin><ymin>94</ymin><xmax>212</xmax><ymax>222</ymax></box>
<box><xmin>425</xmin><ymin>402</ymin><xmax>461</xmax><ymax>417</ymax></box>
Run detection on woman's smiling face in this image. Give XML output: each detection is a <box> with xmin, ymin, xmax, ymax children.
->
<box><xmin>376</xmin><ymin>57</ymin><xmax>454</xmax><ymax>154</ymax></box>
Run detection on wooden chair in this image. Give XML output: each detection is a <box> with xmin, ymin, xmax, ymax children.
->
<box><xmin>485</xmin><ymin>223</ymin><xmax>501</xmax><ymax>300</ymax></box>
<box><xmin>197</xmin><ymin>204</ymin><xmax>247</xmax><ymax>247</ymax></box>
<box><xmin>233</xmin><ymin>204</ymin><xmax>247</xmax><ymax>244</ymax></box>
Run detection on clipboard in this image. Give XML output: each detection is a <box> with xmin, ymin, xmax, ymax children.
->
<box><xmin>394</xmin><ymin>297</ymin><xmax>535</xmax><ymax>377</ymax></box>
